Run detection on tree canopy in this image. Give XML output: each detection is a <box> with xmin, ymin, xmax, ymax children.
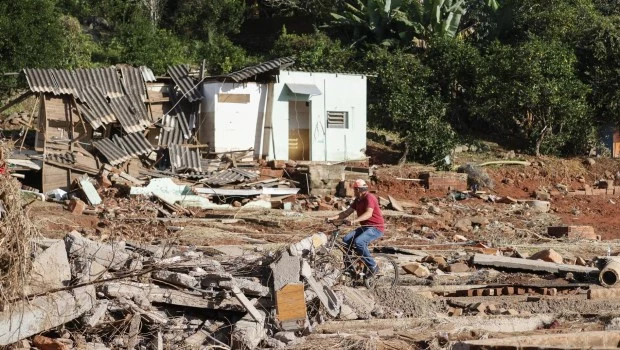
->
<box><xmin>1</xmin><ymin>0</ymin><xmax>620</xmax><ymax>162</ymax></box>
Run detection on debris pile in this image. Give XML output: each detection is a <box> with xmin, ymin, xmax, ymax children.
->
<box><xmin>0</xmin><ymin>230</ymin><xmax>346</xmax><ymax>349</ymax></box>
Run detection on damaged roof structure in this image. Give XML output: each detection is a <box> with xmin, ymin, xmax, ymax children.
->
<box><xmin>9</xmin><ymin>59</ymin><xmax>297</xmax><ymax>192</ymax></box>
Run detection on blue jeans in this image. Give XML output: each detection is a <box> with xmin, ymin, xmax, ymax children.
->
<box><xmin>342</xmin><ymin>226</ymin><xmax>383</xmax><ymax>270</ymax></box>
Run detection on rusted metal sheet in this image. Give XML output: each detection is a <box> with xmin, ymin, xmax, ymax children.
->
<box><xmin>169</xmin><ymin>144</ymin><xmax>202</xmax><ymax>173</ymax></box>
<box><xmin>222</xmin><ymin>57</ymin><xmax>295</xmax><ymax>82</ymax></box>
<box><xmin>167</xmin><ymin>65</ymin><xmax>203</xmax><ymax>103</ymax></box>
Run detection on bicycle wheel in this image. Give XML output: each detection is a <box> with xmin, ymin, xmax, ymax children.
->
<box><xmin>364</xmin><ymin>254</ymin><xmax>399</xmax><ymax>289</ymax></box>
<box><xmin>311</xmin><ymin>251</ymin><xmax>345</xmax><ymax>287</ymax></box>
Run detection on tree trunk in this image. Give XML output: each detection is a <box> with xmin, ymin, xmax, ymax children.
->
<box><xmin>398</xmin><ymin>142</ymin><xmax>409</xmax><ymax>166</ymax></box>
<box><xmin>534</xmin><ymin>125</ymin><xmax>549</xmax><ymax>157</ymax></box>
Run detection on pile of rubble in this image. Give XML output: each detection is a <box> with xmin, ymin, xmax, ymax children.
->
<box><xmin>0</xmin><ymin>229</ymin><xmax>346</xmax><ymax>349</ymax></box>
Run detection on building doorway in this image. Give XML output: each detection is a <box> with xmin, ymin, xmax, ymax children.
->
<box><xmin>288</xmin><ymin>101</ymin><xmax>310</xmax><ymax>160</ymax></box>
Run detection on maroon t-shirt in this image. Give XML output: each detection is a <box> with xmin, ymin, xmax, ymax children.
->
<box><xmin>351</xmin><ymin>193</ymin><xmax>385</xmax><ymax>232</ymax></box>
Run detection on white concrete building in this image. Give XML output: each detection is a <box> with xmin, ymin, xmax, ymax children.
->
<box><xmin>199</xmin><ymin>69</ymin><xmax>367</xmax><ymax>162</ymax></box>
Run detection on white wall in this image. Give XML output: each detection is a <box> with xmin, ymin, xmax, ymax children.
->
<box><xmin>272</xmin><ymin>70</ymin><xmax>367</xmax><ymax>162</ymax></box>
<box><xmin>200</xmin><ymin>82</ymin><xmax>267</xmax><ymax>157</ymax></box>
<box><xmin>199</xmin><ymin>71</ymin><xmax>367</xmax><ymax>162</ymax></box>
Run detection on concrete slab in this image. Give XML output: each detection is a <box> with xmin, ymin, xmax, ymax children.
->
<box><xmin>270</xmin><ymin>252</ymin><xmax>301</xmax><ymax>291</ymax></box>
<box><xmin>452</xmin><ymin>330</ymin><xmax>620</xmax><ymax>349</ymax></box>
<box><xmin>24</xmin><ymin>240</ymin><xmax>71</xmax><ymax>295</ymax></box>
<box><xmin>0</xmin><ymin>286</ymin><xmax>96</xmax><ymax>345</ymax></box>
<box><xmin>65</xmin><ymin>231</ymin><xmax>130</xmax><ymax>270</ymax></box>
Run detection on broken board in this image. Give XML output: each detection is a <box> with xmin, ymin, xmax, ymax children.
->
<box><xmin>275</xmin><ymin>283</ymin><xmax>306</xmax><ymax>330</ymax></box>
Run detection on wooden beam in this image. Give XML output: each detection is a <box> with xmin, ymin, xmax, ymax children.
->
<box><xmin>0</xmin><ymin>91</ymin><xmax>33</xmax><ymax>114</ymax></box>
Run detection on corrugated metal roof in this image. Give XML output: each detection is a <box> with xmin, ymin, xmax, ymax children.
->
<box><xmin>52</xmin><ymin>69</ymin><xmax>81</xmax><ymax>97</ymax></box>
<box><xmin>201</xmin><ymin>168</ymin><xmax>259</xmax><ymax>186</ymax></box>
<box><xmin>113</xmin><ymin>132</ymin><xmax>153</xmax><ymax>158</ymax></box>
<box><xmin>169</xmin><ymin>144</ymin><xmax>202</xmax><ymax>172</ymax></box>
<box><xmin>74</xmin><ymin>67</ymin><xmax>123</xmax><ymax>98</ymax></box>
<box><xmin>140</xmin><ymin>66</ymin><xmax>157</xmax><ymax>82</ymax></box>
<box><xmin>158</xmin><ymin>114</ymin><xmax>186</xmax><ymax>146</ymax></box>
<box><xmin>24</xmin><ymin>68</ymin><xmax>56</xmax><ymax>94</ymax></box>
<box><xmin>121</xmin><ymin>67</ymin><xmax>151</xmax><ymax>123</ymax></box>
<box><xmin>222</xmin><ymin>57</ymin><xmax>295</xmax><ymax>82</ymax></box>
<box><xmin>167</xmin><ymin>65</ymin><xmax>203</xmax><ymax>102</ymax></box>
<box><xmin>109</xmin><ymin>96</ymin><xmax>148</xmax><ymax>134</ymax></box>
<box><xmin>92</xmin><ymin>138</ymin><xmax>132</xmax><ymax>165</ymax></box>
<box><xmin>93</xmin><ymin>132</ymin><xmax>153</xmax><ymax>165</ymax></box>
<box><xmin>78</xmin><ymin>86</ymin><xmax>117</xmax><ymax>129</ymax></box>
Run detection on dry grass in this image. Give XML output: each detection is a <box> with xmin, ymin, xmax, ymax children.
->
<box><xmin>0</xmin><ymin>141</ymin><xmax>39</xmax><ymax>306</ymax></box>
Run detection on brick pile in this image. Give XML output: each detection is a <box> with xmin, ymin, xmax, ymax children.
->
<box><xmin>420</xmin><ymin>172</ymin><xmax>468</xmax><ymax>191</ymax></box>
<box><xmin>547</xmin><ymin>226</ymin><xmax>599</xmax><ymax>240</ymax></box>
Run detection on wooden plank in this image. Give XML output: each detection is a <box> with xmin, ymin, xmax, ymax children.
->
<box><xmin>275</xmin><ymin>283</ymin><xmax>306</xmax><ymax>324</ymax></box>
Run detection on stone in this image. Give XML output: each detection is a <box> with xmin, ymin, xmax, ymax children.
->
<box><xmin>453</xmin><ymin>234</ymin><xmax>468</xmax><ymax>242</ymax></box>
<box><xmin>69</xmin><ymin>198</ymin><xmax>86</xmax><ymax>215</ymax></box>
<box><xmin>586</xmin><ymin>158</ymin><xmax>596</xmax><ymax>165</ymax></box>
<box><xmin>428</xmin><ymin>204</ymin><xmax>441</xmax><ymax>214</ymax></box>
<box><xmin>32</xmin><ymin>335</ymin><xmax>69</xmax><ymax>350</ymax></box>
<box><xmin>448</xmin><ymin>307</ymin><xmax>463</xmax><ymax>316</ymax></box>
<box><xmin>575</xmin><ymin>257</ymin><xmax>587</xmax><ymax>266</ymax></box>
<box><xmin>340</xmin><ymin>286</ymin><xmax>375</xmax><ymax>320</ymax></box>
<box><xmin>448</xmin><ymin>262</ymin><xmax>470</xmax><ymax>273</ymax></box>
<box><xmin>454</xmin><ymin>218</ymin><xmax>472</xmax><ymax>232</ymax></box>
<box><xmin>529</xmin><ymin>249</ymin><xmax>563</xmax><ymax>264</ymax></box>
<box><xmin>273</xmin><ymin>332</ymin><xmax>297</xmax><ymax>345</ymax></box>
<box><xmin>183</xmin><ymin>329</ymin><xmax>208</xmax><ymax>347</ymax></box>
<box><xmin>402</xmin><ymin>262</ymin><xmax>430</xmax><ymax>278</ymax></box>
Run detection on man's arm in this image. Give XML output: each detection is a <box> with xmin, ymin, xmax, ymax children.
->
<box><xmin>348</xmin><ymin>207</ymin><xmax>373</xmax><ymax>224</ymax></box>
<box><xmin>327</xmin><ymin>207</ymin><xmax>355</xmax><ymax>222</ymax></box>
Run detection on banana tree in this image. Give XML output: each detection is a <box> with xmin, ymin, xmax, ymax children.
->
<box><xmin>328</xmin><ymin>0</ymin><xmax>416</xmax><ymax>47</ymax></box>
<box><xmin>421</xmin><ymin>0</ymin><xmax>499</xmax><ymax>38</ymax></box>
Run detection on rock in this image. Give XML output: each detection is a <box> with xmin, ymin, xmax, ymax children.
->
<box><xmin>32</xmin><ymin>335</ymin><xmax>69</xmax><ymax>350</ymax></box>
<box><xmin>586</xmin><ymin>158</ymin><xmax>596</xmax><ymax>165</ymax></box>
<box><xmin>575</xmin><ymin>257</ymin><xmax>587</xmax><ymax>266</ymax></box>
<box><xmin>529</xmin><ymin>248</ymin><xmax>563</xmax><ymax>264</ymax></box>
<box><xmin>69</xmin><ymin>198</ymin><xmax>86</xmax><ymax>215</ymax></box>
<box><xmin>448</xmin><ymin>262</ymin><xmax>470</xmax><ymax>273</ymax></box>
<box><xmin>339</xmin><ymin>304</ymin><xmax>358</xmax><ymax>320</ymax></box>
<box><xmin>452</xmin><ymin>234</ymin><xmax>468</xmax><ymax>242</ymax></box>
<box><xmin>535</xmin><ymin>191</ymin><xmax>551</xmax><ymax>201</ymax></box>
<box><xmin>273</xmin><ymin>332</ymin><xmax>298</xmax><ymax>345</ymax></box>
<box><xmin>448</xmin><ymin>307</ymin><xmax>463</xmax><ymax>316</ymax></box>
<box><xmin>231</xmin><ymin>311</ymin><xmax>266</xmax><ymax>350</ymax></box>
<box><xmin>454</xmin><ymin>218</ymin><xmax>472</xmax><ymax>233</ymax></box>
<box><xmin>502</xmin><ymin>178</ymin><xmax>515</xmax><ymax>185</ymax></box>
<box><xmin>402</xmin><ymin>262</ymin><xmax>430</xmax><ymax>278</ymax></box>
<box><xmin>470</xmin><ymin>217</ymin><xmax>489</xmax><ymax>227</ymax></box>
<box><xmin>428</xmin><ymin>204</ymin><xmax>441</xmax><ymax>214</ymax></box>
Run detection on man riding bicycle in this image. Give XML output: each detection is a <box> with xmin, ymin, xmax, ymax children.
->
<box><xmin>327</xmin><ymin>179</ymin><xmax>385</xmax><ymax>276</ymax></box>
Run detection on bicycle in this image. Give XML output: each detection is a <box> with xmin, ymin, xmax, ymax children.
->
<box><xmin>310</xmin><ymin>221</ymin><xmax>399</xmax><ymax>289</ymax></box>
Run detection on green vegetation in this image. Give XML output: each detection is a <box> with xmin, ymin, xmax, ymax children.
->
<box><xmin>1</xmin><ymin>0</ymin><xmax>619</xmax><ymax>163</ymax></box>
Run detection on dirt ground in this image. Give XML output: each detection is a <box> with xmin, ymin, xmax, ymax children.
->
<box><xmin>25</xmin><ymin>148</ymin><xmax>620</xmax><ymax>349</ymax></box>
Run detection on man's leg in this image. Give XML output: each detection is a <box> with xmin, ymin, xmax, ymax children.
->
<box><xmin>352</xmin><ymin>227</ymin><xmax>383</xmax><ymax>271</ymax></box>
<box><xmin>342</xmin><ymin>228</ymin><xmax>363</xmax><ymax>270</ymax></box>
